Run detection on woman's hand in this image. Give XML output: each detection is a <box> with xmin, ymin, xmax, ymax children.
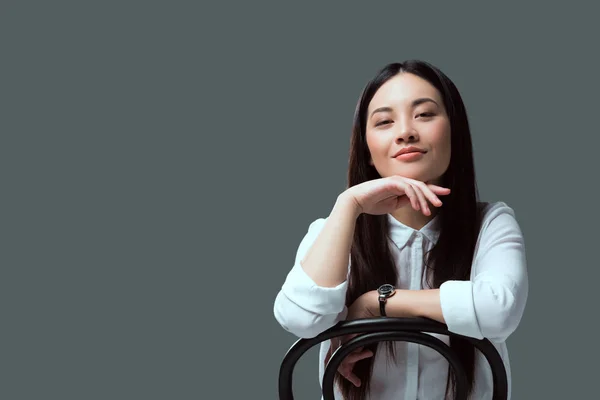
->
<box><xmin>324</xmin><ymin>291</ymin><xmax>378</xmax><ymax>387</ymax></box>
<box><xmin>346</xmin><ymin>290</ymin><xmax>379</xmax><ymax>320</ymax></box>
<box><xmin>342</xmin><ymin>175</ymin><xmax>451</xmax><ymax>216</ymax></box>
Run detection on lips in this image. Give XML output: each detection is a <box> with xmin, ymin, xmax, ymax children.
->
<box><xmin>392</xmin><ymin>147</ymin><xmax>427</xmax><ymax>158</ymax></box>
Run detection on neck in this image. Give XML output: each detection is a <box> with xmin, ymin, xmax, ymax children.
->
<box><xmin>390</xmin><ymin>204</ymin><xmax>438</xmax><ymax>231</ymax></box>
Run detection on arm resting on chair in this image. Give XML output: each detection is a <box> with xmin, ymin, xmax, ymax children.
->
<box><xmin>386</xmin><ymin>289</ymin><xmax>445</xmax><ymax>323</ymax></box>
<box><xmin>356</xmin><ymin>205</ymin><xmax>528</xmax><ymax>342</ymax></box>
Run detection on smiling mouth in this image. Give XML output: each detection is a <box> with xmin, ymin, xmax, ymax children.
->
<box><xmin>392</xmin><ymin>148</ymin><xmax>427</xmax><ymax>158</ymax></box>
<box><xmin>395</xmin><ymin>151</ymin><xmax>425</xmax><ymax>160</ymax></box>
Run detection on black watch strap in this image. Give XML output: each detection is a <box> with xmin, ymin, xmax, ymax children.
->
<box><xmin>379</xmin><ymin>298</ymin><xmax>387</xmax><ymax>317</ymax></box>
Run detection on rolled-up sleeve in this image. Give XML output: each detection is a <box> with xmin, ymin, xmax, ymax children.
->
<box><xmin>439</xmin><ymin>203</ymin><xmax>528</xmax><ymax>342</ymax></box>
<box><xmin>273</xmin><ymin>218</ymin><xmax>350</xmax><ymax>338</ymax></box>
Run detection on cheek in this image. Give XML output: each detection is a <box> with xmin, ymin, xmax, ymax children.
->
<box><xmin>431</xmin><ymin>123</ymin><xmax>451</xmax><ymax>152</ymax></box>
<box><xmin>367</xmin><ymin>131</ymin><xmax>387</xmax><ymax>148</ymax></box>
<box><xmin>365</xmin><ymin>133</ymin><xmax>381</xmax><ymax>157</ymax></box>
<box><xmin>440</xmin><ymin>132</ymin><xmax>451</xmax><ymax>153</ymax></box>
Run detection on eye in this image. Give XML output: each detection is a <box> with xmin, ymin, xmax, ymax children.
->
<box><xmin>417</xmin><ymin>112</ymin><xmax>435</xmax><ymax>118</ymax></box>
<box><xmin>375</xmin><ymin>120</ymin><xmax>393</xmax><ymax>127</ymax></box>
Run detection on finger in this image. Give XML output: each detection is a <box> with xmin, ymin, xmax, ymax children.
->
<box><xmin>427</xmin><ymin>184</ymin><xmax>451</xmax><ymax>194</ymax></box>
<box><xmin>407</xmin><ymin>180</ymin><xmax>444</xmax><ymax>206</ymax></box>
<box><xmin>342</xmin><ymin>371</ymin><xmax>362</xmax><ymax>387</ymax></box>
<box><xmin>338</xmin><ymin>364</ymin><xmax>362</xmax><ymax>388</ymax></box>
<box><xmin>343</xmin><ymin>349</ymin><xmax>374</xmax><ymax>364</ymax></box>
<box><xmin>387</xmin><ymin>177</ymin><xmax>415</xmax><ymax>204</ymax></box>
<box><xmin>402</xmin><ymin>184</ymin><xmax>420</xmax><ymax>211</ymax></box>
<box><xmin>344</xmin><ymin>346</ymin><xmax>363</xmax><ymax>355</ymax></box>
<box><xmin>410</xmin><ymin>184</ymin><xmax>430</xmax><ymax>215</ymax></box>
<box><xmin>414</xmin><ymin>182</ymin><xmax>444</xmax><ymax>208</ymax></box>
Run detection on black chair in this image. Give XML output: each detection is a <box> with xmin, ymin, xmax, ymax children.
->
<box><xmin>279</xmin><ymin>317</ymin><xmax>508</xmax><ymax>400</ymax></box>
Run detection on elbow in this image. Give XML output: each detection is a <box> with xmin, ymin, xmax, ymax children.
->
<box><xmin>476</xmin><ymin>282</ymin><xmax>527</xmax><ymax>341</ymax></box>
<box><xmin>273</xmin><ymin>291</ymin><xmax>340</xmax><ymax>339</ymax></box>
<box><xmin>274</xmin><ymin>311</ymin><xmax>329</xmax><ymax>339</ymax></box>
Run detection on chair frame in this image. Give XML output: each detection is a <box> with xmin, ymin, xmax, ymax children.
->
<box><xmin>278</xmin><ymin>317</ymin><xmax>508</xmax><ymax>400</ymax></box>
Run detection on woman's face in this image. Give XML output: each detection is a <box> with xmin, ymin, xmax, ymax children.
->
<box><xmin>365</xmin><ymin>73</ymin><xmax>451</xmax><ymax>185</ymax></box>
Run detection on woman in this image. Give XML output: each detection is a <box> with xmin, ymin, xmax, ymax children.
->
<box><xmin>273</xmin><ymin>59</ymin><xmax>528</xmax><ymax>399</ymax></box>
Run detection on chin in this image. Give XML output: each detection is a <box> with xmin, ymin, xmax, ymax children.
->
<box><xmin>388</xmin><ymin>168</ymin><xmax>424</xmax><ymax>180</ymax></box>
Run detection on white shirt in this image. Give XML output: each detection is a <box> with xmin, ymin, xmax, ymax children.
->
<box><xmin>273</xmin><ymin>201</ymin><xmax>528</xmax><ymax>399</ymax></box>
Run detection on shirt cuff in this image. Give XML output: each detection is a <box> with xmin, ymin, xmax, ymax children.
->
<box><xmin>281</xmin><ymin>262</ymin><xmax>348</xmax><ymax>316</ymax></box>
<box><xmin>439</xmin><ymin>280</ymin><xmax>484</xmax><ymax>339</ymax></box>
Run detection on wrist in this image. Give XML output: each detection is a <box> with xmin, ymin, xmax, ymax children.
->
<box><xmin>378</xmin><ymin>289</ymin><xmax>417</xmax><ymax>318</ymax></box>
<box><xmin>366</xmin><ymin>290</ymin><xmax>380</xmax><ymax>315</ymax></box>
<box><xmin>335</xmin><ymin>193</ymin><xmax>362</xmax><ymax>219</ymax></box>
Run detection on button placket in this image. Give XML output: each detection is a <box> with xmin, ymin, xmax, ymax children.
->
<box><xmin>404</xmin><ymin>232</ymin><xmax>422</xmax><ymax>399</ymax></box>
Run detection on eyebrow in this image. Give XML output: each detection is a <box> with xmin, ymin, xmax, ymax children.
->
<box><xmin>370</xmin><ymin>98</ymin><xmax>439</xmax><ymax>118</ymax></box>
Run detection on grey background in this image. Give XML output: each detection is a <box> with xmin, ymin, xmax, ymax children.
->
<box><xmin>2</xmin><ymin>2</ymin><xmax>598</xmax><ymax>399</ymax></box>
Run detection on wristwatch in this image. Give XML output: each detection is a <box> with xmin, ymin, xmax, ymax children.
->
<box><xmin>377</xmin><ymin>284</ymin><xmax>396</xmax><ymax>317</ymax></box>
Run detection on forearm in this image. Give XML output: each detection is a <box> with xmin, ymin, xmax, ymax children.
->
<box><xmin>385</xmin><ymin>289</ymin><xmax>445</xmax><ymax>323</ymax></box>
<box><xmin>300</xmin><ymin>194</ymin><xmax>360</xmax><ymax>288</ymax></box>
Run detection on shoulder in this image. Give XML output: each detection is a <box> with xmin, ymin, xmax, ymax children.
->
<box><xmin>476</xmin><ymin>200</ymin><xmax>525</xmax><ymax>242</ymax></box>
<box><xmin>477</xmin><ymin>201</ymin><xmax>517</xmax><ymax>222</ymax></box>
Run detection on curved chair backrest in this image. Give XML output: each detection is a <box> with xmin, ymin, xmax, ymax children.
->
<box><xmin>278</xmin><ymin>317</ymin><xmax>508</xmax><ymax>400</ymax></box>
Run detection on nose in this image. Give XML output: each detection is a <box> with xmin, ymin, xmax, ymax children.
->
<box><xmin>395</xmin><ymin>119</ymin><xmax>419</xmax><ymax>143</ymax></box>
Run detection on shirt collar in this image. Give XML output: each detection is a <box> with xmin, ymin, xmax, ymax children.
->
<box><xmin>386</xmin><ymin>213</ymin><xmax>441</xmax><ymax>248</ymax></box>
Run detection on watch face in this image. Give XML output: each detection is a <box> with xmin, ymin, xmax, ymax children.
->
<box><xmin>378</xmin><ymin>284</ymin><xmax>395</xmax><ymax>296</ymax></box>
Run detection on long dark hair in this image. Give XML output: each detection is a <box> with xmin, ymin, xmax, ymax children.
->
<box><xmin>335</xmin><ymin>60</ymin><xmax>482</xmax><ymax>399</ymax></box>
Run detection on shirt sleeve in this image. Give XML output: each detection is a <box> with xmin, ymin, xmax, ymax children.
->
<box><xmin>273</xmin><ymin>218</ymin><xmax>350</xmax><ymax>338</ymax></box>
<box><xmin>439</xmin><ymin>202</ymin><xmax>529</xmax><ymax>342</ymax></box>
